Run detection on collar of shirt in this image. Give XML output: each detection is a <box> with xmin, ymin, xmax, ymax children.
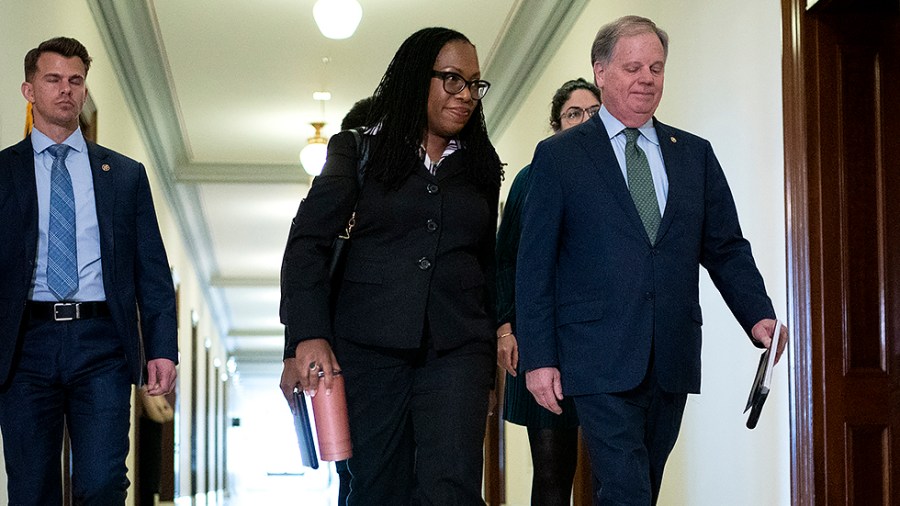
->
<box><xmin>596</xmin><ymin>104</ymin><xmax>669</xmax><ymax>214</ymax></box>
<box><xmin>419</xmin><ymin>138</ymin><xmax>461</xmax><ymax>171</ymax></box>
<box><xmin>30</xmin><ymin>126</ymin><xmax>87</xmax><ymax>156</ymax></box>
<box><xmin>597</xmin><ymin>105</ymin><xmax>660</xmax><ymax>146</ymax></box>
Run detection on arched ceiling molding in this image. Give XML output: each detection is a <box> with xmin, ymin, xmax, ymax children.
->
<box><xmin>88</xmin><ymin>0</ymin><xmax>231</xmax><ymax>337</ymax></box>
<box><xmin>88</xmin><ymin>0</ymin><xmax>585</xmax><ymax>184</ymax></box>
<box><xmin>85</xmin><ymin>0</ymin><xmax>584</xmax><ymax>346</ymax></box>
<box><xmin>482</xmin><ymin>0</ymin><xmax>590</xmax><ymax>137</ymax></box>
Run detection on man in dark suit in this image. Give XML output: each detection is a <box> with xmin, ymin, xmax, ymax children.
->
<box><xmin>516</xmin><ymin>16</ymin><xmax>786</xmax><ymax>504</ymax></box>
<box><xmin>0</xmin><ymin>37</ymin><xmax>177</xmax><ymax>505</ymax></box>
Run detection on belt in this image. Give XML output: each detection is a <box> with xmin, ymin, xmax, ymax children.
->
<box><xmin>25</xmin><ymin>301</ymin><xmax>111</xmax><ymax>322</ymax></box>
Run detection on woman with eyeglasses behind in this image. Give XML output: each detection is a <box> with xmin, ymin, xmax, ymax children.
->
<box><xmin>280</xmin><ymin>27</ymin><xmax>503</xmax><ymax>505</ymax></box>
<box><xmin>495</xmin><ymin>78</ymin><xmax>602</xmax><ymax>506</ymax></box>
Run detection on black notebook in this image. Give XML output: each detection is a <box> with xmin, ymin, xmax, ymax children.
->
<box><xmin>744</xmin><ymin>320</ymin><xmax>783</xmax><ymax>429</ymax></box>
<box><xmin>293</xmin><ymin>388</ymin><xmax>319</xmax><ymax>469</ymax></box>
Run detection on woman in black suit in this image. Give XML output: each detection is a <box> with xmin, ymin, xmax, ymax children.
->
<box><xmin>280</xmin><ymin>27</ymin><xmax>503</xmax><ymax>505</ymax></box>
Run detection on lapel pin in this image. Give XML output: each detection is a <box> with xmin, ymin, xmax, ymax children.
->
<box><xmin>670</xmin><ymin>136</ymin><xmax>677</xmax><ymax>143</ymax></box>
<box><xmin>102</xmin><ymin>164</ymin><xmax>111</xmax><ymax>172</ymax></box>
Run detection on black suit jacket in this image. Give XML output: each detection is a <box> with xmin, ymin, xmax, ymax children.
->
<box><xmin>0</xmin><ymin>136</ymin><xmax>178</xmax><ymax>385</ymax></box>
<box><xmin>281</xmin><ymin>131</ymin><xmax>498</xmax><ymax>356</ymax></box>
<box><xmin>516</xmin><ymin>115</ymin><xmax>774</xmax><ymax>395</ymax></box>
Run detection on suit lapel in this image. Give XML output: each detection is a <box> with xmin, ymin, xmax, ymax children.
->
<box><xmin>87</xmin><ymin>144</ymin><xmax>116</xmax><ymax>265</ymax></box>
<box><xmin>10</xmin><ymin>137</ymin><xmax>38</xmax><ymax>218</ymax></box>
<box><xmin>654</xmin><ymin>120</ymin><xmax>683</xmax><ymax>244</ymax></box>
<box><xmin>435</xmin><ymin>149</ymin><xmax>465</xmax><ymax>182</ymax></box>
<box><xmin>575</xmin><ymin>117</ymin><xmax>649</xmax><ymax>238</ymax></box>
<box><xmin>9</xmin><ymin>138</ymin><xmax>39</xmax><ymax>260</ymax></box>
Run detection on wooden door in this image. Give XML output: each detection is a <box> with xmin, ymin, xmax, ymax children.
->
<box><xmin>782</xmin><ymin>0</ymin><xmax>900</xmax><ymax>503</ymax></box>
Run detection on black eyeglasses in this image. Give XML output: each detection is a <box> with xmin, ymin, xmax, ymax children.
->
<box><xmin>431</xmin><ymin>71</ymin><xmax>491</xmax><ymax>100</ymax></box>
<box><xmin>561</xmin><ymin>105</ymin><xmax>601</xmax><ymax>123</ymax></box>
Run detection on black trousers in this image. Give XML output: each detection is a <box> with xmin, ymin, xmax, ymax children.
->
<box><xmin>573</xmin><ymin>367</ymin><xmax>687</xmax><ymax>506</ymax></box>
<box><xmin>336</xmin><ymin>334</ymin><xmax>493</xmax><ymax>506</ymax></box>
<box><xmin>0</xmin><ymin>315</ymin><xmax>131</xmax><ymax>506</ymax></box>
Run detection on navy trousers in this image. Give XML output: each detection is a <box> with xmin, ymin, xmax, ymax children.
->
<box><xmin>573</xmin><ymin>367</ymin><xmax>688</xmax><ymax>506</ymax></box>
<box><xmin>0</xmin><ymin>315</ymin><xmax>132</xmax><ymax>506</ymax></box>
<box><xmin>336</xmin><ymin>335</ymin><xmax>494</xmax><ymax>506</ymax></box>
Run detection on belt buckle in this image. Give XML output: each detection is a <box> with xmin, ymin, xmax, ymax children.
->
<box><xmin>53</xmin><ymin>303</ymin><xmax>79</xmax><ymax>322</ymax></box>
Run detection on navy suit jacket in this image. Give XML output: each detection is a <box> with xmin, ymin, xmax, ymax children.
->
<box><xmin>0</xmin><ymin>136</ymin><xmax>177</xmax><ymax>386</ymax></box>
<box><xmin>516</xmin><ymin>115</ymin><xmax>774</xmax><ymax>395</ymax></box>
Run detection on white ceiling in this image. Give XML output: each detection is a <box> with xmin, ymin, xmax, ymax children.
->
<box><xmin>154</xmin><ymin>0</ymin><xmax>519</xmax><ymax>163</ymax></box>
<box><xmin>85</xmin><ymin>0</ymin><xmax>588</xmax><ymax>367</ymax></box>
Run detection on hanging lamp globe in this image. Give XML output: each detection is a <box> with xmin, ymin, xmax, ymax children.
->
<box><xmin>300</xmin><ymin>122</ymin><xmax>328</xmax><ymax>176</ymax></box>
<box><xmin>313</xmin><ymin>0</ymin><xmax>363</xmax><ymax>40</ymax></box>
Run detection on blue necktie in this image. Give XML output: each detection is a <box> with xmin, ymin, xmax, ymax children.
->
<box><xmin>624</xmin><ymin>128</ymin><xmax>661</xmax><ymax>244</ymax></box>
<box><xmin>46</xmin><ymin>144</ymin><xmax>78</xmax><ymax>300</ymax></box>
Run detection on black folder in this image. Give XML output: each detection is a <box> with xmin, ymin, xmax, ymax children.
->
<box><xmin>744</xmin><ymin>320</ymin><xmax>783</xmax><ymax>429</ymax></box>
<box><xmin>293</xmin><ymin>388</ymin><xmax>319</xmax><ymax>469</ymax></box>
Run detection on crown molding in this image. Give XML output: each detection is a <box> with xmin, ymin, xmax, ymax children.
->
<box><xmin>85</xmin><ymin>0</ymin><xmax>583</xmax><ymax>350</ymax></box>
<box><xmin>482</xmin><ymin>0</ymin><xmax>590</xmax><ymax>138</ymax></box>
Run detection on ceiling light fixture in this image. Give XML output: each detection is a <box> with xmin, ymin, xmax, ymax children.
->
<box><xmin>313</xmin><ymin>0</ymin><xmax>363</xmax><ymax>40</ymax></box>
<box><xmin>300</xmin><ymin>122</ymin><xmax>328</xmax><ymax>176</ymax></box>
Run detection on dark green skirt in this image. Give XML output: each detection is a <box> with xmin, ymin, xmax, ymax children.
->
<box><xmin>502</xmin><ymin>370</ymin><xmax>579</xmax><ymax>429</ymax></box>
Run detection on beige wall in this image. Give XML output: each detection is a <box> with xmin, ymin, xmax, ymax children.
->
<box><xmin>0</xmin><ymin>1</ymin><xmax>226</xmax><ymax>504</ymax></box>
<box><xmin>493</xmin><ymin>1</ymin><xmax>788</xmax><ymax>505</ymax></box>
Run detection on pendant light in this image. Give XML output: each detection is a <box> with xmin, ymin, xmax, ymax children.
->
<box><xmin>313</xmin><ymin>0</ymin><xmax>363</xmax><ymax>40</ymax></box>
<box><xmin>300</xmin><ymin>122</ymin><xmax>328</xmax><ymax>176</ymax></box>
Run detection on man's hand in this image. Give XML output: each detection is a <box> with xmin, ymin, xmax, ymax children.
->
<box><xmin>146</xmin><ymin>358</ymin><xmax>177</xmax><ymax>396</ymax></box>
<box><xmin>280</xmin><ymin>338</ymin><xmax>341</xmax><ymax>414</ymax></box>
<box><xmin>751</xmin><ymin>319</ymin><xmax>788</xmax><ymax>364</ymax></box>
<box><xmin>525</xmin><ymin>366</ymin><xmax>564</xmax><ymax>415</ymax></box>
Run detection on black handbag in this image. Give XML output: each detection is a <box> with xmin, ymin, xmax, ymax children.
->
<box><xmin>328</xmin><ymin>129</ymin><xmax>368</xmax><ymax>306</ymax></box>
<box><xmin>282</xmin><ymin>129</ymin><xmax>369</xmax><ymax>355</ymax></box>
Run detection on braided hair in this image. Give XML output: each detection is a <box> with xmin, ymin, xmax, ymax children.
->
<box><xmin>364</xmin><ymin>27</ymin><xmax>502</xmax><ymax>191</ymax></box>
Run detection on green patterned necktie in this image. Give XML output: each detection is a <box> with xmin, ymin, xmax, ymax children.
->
<box><xmin>623</xmin><ymin>128</ymin><xmax>661</xmax><ymax>244</ymax></box>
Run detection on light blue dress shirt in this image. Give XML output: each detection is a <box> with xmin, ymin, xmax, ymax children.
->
<box><xmin>598</xmin><ymin>105</ymin><xmax>669</xmax><ymax>215</ymax></box>
<box><xmin>30</xmin><ymin>127</ymin><xmax>106</xmax><ymax>302</ymax></box>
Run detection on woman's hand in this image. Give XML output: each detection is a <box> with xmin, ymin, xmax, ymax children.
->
<box><xmin>496</xmin><ymin>323</ymin><xmax>519</xmax><ymax>376</ymax></box>
<box><xmin>280</xmin><ymin>338</ymin><xmax>341</xmax><ymax>413</ymax></box>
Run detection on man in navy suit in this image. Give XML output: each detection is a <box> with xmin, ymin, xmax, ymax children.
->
<box><xmin>0</xmin><ymin>37</ymin><xmax>177</xmax><ymax>505</ymax></box>
<box><xmin>516</xmin><ymin>16</ymin><xmax>786</xmax><ymax>504</ymax></box>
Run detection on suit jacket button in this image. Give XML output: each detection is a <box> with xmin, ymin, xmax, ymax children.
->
<box><xmin>644</xmin><ymin>291</ymin><xmax>655</xmax><ymax>300</ymax></box>
<box><xmin>426</xmin><ymin>219</ymin><xmax>438</xmax><ymax>232</ymax></box>
<box><xmin>426</xmin><ymin>184</ymin><xmax>439</xmax><ymax>195</ymax></box>
<box><xmin>417</xmin><ymin>257</ymin><xmax>432</xmax><ymax>270</ymax></box>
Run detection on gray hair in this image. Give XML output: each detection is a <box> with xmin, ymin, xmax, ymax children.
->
<box><xmin>590</xmin><ymin>15</ymin><xmax>669</xmax><ymax>65</ymax></box>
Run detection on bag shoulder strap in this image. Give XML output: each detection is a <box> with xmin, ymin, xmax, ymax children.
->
<box><xmin>342</xmin><ymin>128</ymin><xmax>368</xmax><ymax>237</ymax></box>
<box><xmin>348</xmin><ymin>128</ymin><xmax>368</xmax><ymax>189</ymax></box>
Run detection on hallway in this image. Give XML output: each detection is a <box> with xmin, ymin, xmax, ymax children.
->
<box><xmin>222</xmin><ymin>368</ymin><xmax>340</xmax><ymax>505</ymax></box>
<box><xmin>0</xmin><ymin>1</ymin><xmax>795</xmax><ymax>505</ymax></box>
